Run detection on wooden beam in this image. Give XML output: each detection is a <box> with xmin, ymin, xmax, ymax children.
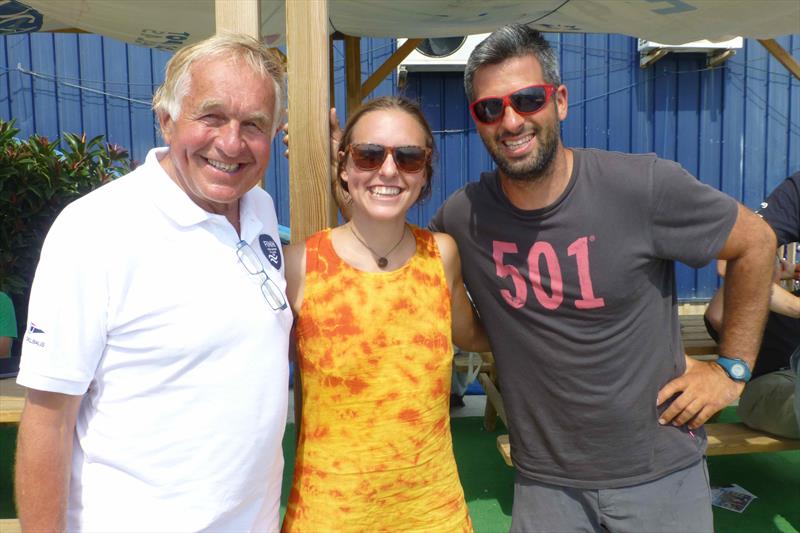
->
<box><xmin>360</xmin><ymin>38</ymin><xmax>423</xmax><ymax>99</ymax></box>
<box><xmin>344</xmin><ymin>35</ymin><xmax>362</xmax><ymax>117</ymax></box>
<box><xmin>329</xmin><ymin>35</ymin><xmax>336</xmax><ymax>107</ymax></box>
<box><xmin>214</xmin><ymin>0</ymin><xmax>260</xmax><ymax>37</ymax></box>
<box><xmin>758</xmin><ymin>39</ymin><xmax>800</xmax><ymax>81</ymax></box>
<box><xmin>49</xmin><ymin>28</ymin><xmax>89</xmax><ymax>34</ymax></box>
<box><xmin>286</xmin><ymin>0</ymin><xmax>334</xmax><ymax>242</ymax></box>
<box><xmin>478</xmin><ymin>372</ymin><xmax>508</xmax><ymax>429</ymax></box>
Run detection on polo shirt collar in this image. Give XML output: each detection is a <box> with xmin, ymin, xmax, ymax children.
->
<box><xmin>238</xmin><ymin>190</ymin><xmax>266</xmax><ymax>244</ymax></box>
<box><xmin>146</xmin><ymin>148</ymin><xmax>266</xmax><ymax>240</ymax></box>
<box><xmin>148</xmin><ymin>148</ymin><xmax>213</xmax><ymax>228</ymax></box>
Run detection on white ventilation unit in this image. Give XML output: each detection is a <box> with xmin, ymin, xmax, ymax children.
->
<box><xmin>397</xmin><ymin>34</ymin><xmax>489</xmax><ymax>72</ymax></box>
<box><xmin>638</xmin><ymin>37</ymin><xmax>743</xmax><ymax>68</ymax></box>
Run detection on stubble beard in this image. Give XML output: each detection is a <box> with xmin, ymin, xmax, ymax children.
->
<box><xmin>483</xmin><ymin>123</ymin><xmax>559</xmax><ymax>183</ymax></box>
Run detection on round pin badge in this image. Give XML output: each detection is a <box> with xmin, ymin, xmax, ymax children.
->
<box><xmin>259</xmin><ymin>234</ymin><xmax>282</xmax><ymax>270</ymax></box>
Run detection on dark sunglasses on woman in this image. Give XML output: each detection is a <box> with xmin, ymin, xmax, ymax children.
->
<box><xmin>346</xmin><ymin>143</ymin><xmax>431</xmax><ymax>173</ymax></box>
<box><xmin>470</xmin><ymin>84</ymin><xmax>556</xmax><ymax>125</ymax></box>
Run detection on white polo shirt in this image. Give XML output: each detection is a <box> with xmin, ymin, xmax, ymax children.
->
<box><xmin>19</xmin><ymin>148</ymin><xmax>292</xmax><ymax>532</ymax></box>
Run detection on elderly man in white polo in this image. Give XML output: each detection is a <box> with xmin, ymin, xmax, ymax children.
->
<box><xmin>15</xmin><ymin>33</ymin><xmax>292</xmax><ymax>532</ymax></box>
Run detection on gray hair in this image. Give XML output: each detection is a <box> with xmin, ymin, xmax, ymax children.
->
<box><xmin>464</xmin><ymin>24</ymin><xmax>561</xmax><ymax>102</ymax></box>
<box><xmin>152</xmin><ymin>33</ymin><xmax>285</xmax><ymax>136</ymax></box>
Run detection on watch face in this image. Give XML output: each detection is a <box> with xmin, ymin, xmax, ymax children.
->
<box><xmin>731</xmin><ymin>363</ymin><xmax>745</xmax><ymax>379</ymax></box>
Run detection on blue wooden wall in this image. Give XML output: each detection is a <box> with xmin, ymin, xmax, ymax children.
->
<box><xmin>1</xmin><ymin>32</ymin><xmax>798</xmax><ymax>299</ymax></box>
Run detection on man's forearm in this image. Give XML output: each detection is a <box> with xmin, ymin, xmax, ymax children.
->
<box><xmin>770</xmin><ymin>282</ymin><xmax>800</xmax><ymax>319</ymax></box>
<box><xmin>719</xmin><ymin>239</ymin><xmax>775</xmax><ymax>369</ymax></box>
<box><xmin>15</xmin><ymin>390</ymin><xmax>82</xmax><ymax>532</ymax></box>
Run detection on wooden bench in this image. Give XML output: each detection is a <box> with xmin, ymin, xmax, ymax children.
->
<box><xmin>454</xmin><ymin>351</ymin><xmax>507</xmax><ymax>431</ymax></box>
<box><xmin>0</xmin><ymin>518</ymin><xmax>20</xmax><ymax>532</ymax></box>
<box><xmin>0</xmin><ymin>378</ymin><xmax>24</xmax><ymax>424</ymax></box>
<box><xmin>496</xmin><ymin>424</ymin><xmax>800</xmax><ymax>466</ymax></box>
<box><xmin>679</xmin><ymin>313</ymin><xmax>719</xmax><ymax>356</ymax></box>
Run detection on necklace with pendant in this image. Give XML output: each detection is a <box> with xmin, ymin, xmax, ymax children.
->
<box><xmin>348</xmin><ymin>223</ymin><xmax>407</xmax><ymax>268</ymax></box>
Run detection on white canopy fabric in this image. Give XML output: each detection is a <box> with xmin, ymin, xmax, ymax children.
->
<box><xmin>6</xmin><ymin>0</ymin><xmax>800</xmax><ymax>50</ymax></box>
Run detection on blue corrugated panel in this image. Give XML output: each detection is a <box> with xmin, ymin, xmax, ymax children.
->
<box><xmin>0</xmin><ymin>33</ymin><xmax>172</xmax><ymax>163</ymax></box>
<box><xmin>77</xmin><ymin>35</ymin><xmax>110</xmax><ymax>149</ymax></box>
<box><xmin>5</xmin><ymin>35</ymin><xmax>34</xmax><ymax>134</ymax></box>
<box><xmin>53</xmin><ymin>34</ymin><xmax>83</xmax><ymax>137</ymax></box>
<box><xmin>2</xmin><ymin>32</ymin><xmax>798</xmax><ymax>300</ymax></box>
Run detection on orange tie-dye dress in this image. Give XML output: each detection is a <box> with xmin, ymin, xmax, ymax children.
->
<box><xmin>282</xmin><ymin>226</ymin><xmax>472</xmax><ymax>533</ymax></box>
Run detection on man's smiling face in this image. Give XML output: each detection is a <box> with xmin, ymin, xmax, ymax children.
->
<box><xmin>159</xmin><ymin>55</ymin><xmax>275</xmax><ymax>216</ymax></box>
<box><xmin>472</xmin><ymin>54</ymin><xmax>567</xmax><ymax>183</ymax></box>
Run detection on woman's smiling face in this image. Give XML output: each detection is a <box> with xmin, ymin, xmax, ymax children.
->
<box><xmin>340</xmin><ymin>109</ymin><xmax>430</xmax><ymax>222</ymax></box>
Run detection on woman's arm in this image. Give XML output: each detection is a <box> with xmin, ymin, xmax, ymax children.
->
<box><xmin>433</xmin><ymin>232</ymin><xmax>490</xmax><ymax>352</ymax></box>
<box><xmin>284</xmin><ymin>243</ymin><xmax>307</xmax><ymax>315</ymax></box>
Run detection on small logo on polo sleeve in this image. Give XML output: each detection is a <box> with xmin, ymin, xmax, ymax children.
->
<box><xmin>24</xmin><ymin>323</ymin><xmax>46</xmax><ymax>348</ymax></box>
<box><xmin>259</xmin><ymin>234</ymin><xmax>282</xmax><ymax>270</ymax></box>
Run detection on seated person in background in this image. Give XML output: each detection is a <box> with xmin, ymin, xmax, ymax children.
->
<box><xmin>0</xmin><ymin>291</ymin><xmax>16</xmax><ymax>358</ymax></box>
<box><xmin>705</xmin><ymin>259</ymin><xmax>800</xmax><ymax>438</ymax></box>
<box><xmin>705</xmin><ymin>170</ymin><xmax>800</xmax><ymax>438</ymax></box>
<box><xmin>281</xmin><ymin>96</ymin><xmax>489</xmax><ymax>532</ymax></box>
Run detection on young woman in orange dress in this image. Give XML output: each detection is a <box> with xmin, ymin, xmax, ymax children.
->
<box><xmin>281</xmin><ymin>96</ymin><xmax>489</xmax><ymax>533</ymax></box>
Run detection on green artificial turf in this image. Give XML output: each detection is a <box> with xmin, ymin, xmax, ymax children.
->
<box><xmin>2</xmin><ymin>410</ymin><xmax>798</xmax><ymax>532</ymax></box>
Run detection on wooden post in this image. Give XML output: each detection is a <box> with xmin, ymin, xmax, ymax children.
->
<box><xmin>214</xmin><ymin>0</ymin><xmax>260</xmax><ymax>37</ymax></box>
<box><xmin>286</xmin><ymin>0</ymin><xmax>334</xmax><ymax>242</ymax></box>
<box><xmin>758</xmin><ymin>39</ymin><xmax>800</xmax><ymax>81</ymax></box>
<box><xmin>344</xmin><ymin>35</ymin><xmax>362</xmax><ymax>118</ymax></box>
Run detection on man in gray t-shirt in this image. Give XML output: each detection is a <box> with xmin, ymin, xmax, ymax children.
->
<box><xmin>431</xmin><ymin>25</ymin><xmax>775</xmax><ymax>532</ymax></box>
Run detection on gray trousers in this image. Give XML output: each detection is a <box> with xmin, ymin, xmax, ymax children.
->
<box><xmin>510</xmin><ymin>459</ymin><xmax>713</xmax><ymax>533</ymax></box>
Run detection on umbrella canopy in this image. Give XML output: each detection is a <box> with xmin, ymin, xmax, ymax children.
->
<box><xmin>4</xmin><ymin>0</ymin><xmax>800</xmax><ymax>49</ymax></box>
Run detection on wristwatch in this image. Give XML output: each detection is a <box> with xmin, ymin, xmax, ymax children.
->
<box><xmin>715</xmin><ymin>356</ymin><xmax>752</xmax><ymax>383</ymax></box>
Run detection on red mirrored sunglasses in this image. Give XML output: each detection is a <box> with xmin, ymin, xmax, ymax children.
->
<box><xmin>470</xmin><ymin>84</ymin><xmax>556</xmax><ymax>125</ymax></box>
<box><xmin>346</xmin><ymin>143</ymin><xmax>431</xmax><ymax>173</ymax></box>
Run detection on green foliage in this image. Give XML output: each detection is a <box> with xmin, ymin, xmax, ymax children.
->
<box><xmin>0</xmin><ymin>119</ymin><xmax>135</xmax><ymax>348</ymax></box>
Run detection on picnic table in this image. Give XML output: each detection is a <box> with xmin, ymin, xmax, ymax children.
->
<box><xmin>0</xmin><ymin>378</ymin><xmax>25</xmax><ymax>424</ymax></box>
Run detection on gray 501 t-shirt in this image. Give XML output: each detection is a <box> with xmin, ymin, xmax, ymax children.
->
<box><xmin>431</xmin><ymin>148</ymin><xmax>738</xmax><ymax>488</ymax></box>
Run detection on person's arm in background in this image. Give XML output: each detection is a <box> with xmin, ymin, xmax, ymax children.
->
<box><xmin>703</xmin><ymin>260</ymin><xmax>728</xmax><ymax>334</ymax></box>
<box><xmin>770</xmin><ymin>257</ymin><xmax>800</xmax><ymax>318</ymax></box>
<box><xmin>707</xmin><ymin>258</ymin><xmax>800</xmax><ymax>328</ymax></box>
<box><xmin>0</xmin><ymin>337</ymin><xmax>11</xmax><ymax>358</ymax></box>
<box><xmin>15</xmin><ymin>389</ymin><xmax>82</xmax><ymax>532</ymax></box>
<box><xmin>659</xmin><ymin>204</ymin><xmax>776</xmax><ymax>429</ymax></box>
<box><xmin>769</xmin><ymin>283</ymin><xmax>800</xmax><ymax>319</ymax></box>
<box><xmin>0</xmin><ymin>292</ymin><xmax>17</xmax><ymax>358</ymax></box>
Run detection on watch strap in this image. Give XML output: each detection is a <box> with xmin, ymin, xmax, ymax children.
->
<box><xmin>715</xmin><ymin>356</ymin><xmax>752</xmax><ymax>383</ymax></box>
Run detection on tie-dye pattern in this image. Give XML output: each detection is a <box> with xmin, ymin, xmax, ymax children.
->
<box><xmin>282</xmin><ymin>226</ymin><xmax>472</xmax><ymax>533</ymax></box>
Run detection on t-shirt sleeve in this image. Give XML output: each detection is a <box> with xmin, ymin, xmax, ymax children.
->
<box><xmin>650</xmin><ymin>159</ymin><xmax>738</xmax><ymax>268</ymax></box>
<box><xmin>758</xmin><ymin>174</ymin><xmax>800</xmax><ymax>245</ymax></box>
<box><xmin>0</xmin><ymin>292</ymin><xmax>16</xmax><ymax>338</ymax></box>
<box><xmin>428</xmin><ymin>203</ymin><xmax>446</xmax><ymax>233</ymax></box>
<box><xmin>17</xmin><ymin>204</ymin><xmax>108</xmax><ymax>395</ymax></box>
